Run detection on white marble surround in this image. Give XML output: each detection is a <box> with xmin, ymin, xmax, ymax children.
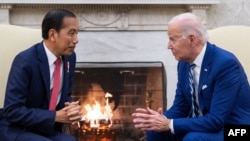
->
<box><xmin>0</xmin><ymin>0</ymin><xmax>220</xmax><ymax>29</ymax></box>
<box><xmin>0</xmin><ymin>0</ymin><xmax>221</xmax><ymax>109</ymax></box>
<box><xmin>0</xmin><ymin>0</ymin><xmax>221</xmax><ymax>4</ymax></box>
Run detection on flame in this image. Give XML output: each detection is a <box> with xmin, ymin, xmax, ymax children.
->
<box><xmin>82</xmin><ymin>92</ymin><xmax>113</xmax><ymax>129</ymax></box>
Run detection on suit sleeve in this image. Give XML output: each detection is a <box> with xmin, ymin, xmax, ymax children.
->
<box><xmin>173</xmin><ymin>58</ymin><xmax>244</xmax><ymax>135</ymax></box>
<box><xmin>164</xmin><ymin>62</ymin><xmax>191</xmax><ymax>118</ymax></box>
<box><xmin>3</xmin><ymin>53</ymin><xmax>55</xmax><ymax>134</ymax></box>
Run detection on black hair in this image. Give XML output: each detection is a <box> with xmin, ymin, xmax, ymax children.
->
<box><xmin>41</xmin><ymin>9</ymin><xmax>76</xmax><ymax>39</ymax></box>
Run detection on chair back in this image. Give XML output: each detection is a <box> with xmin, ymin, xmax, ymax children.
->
<box><xmin>208</xmin><ymin>25</ymin><xmax>250</xmax><ymax>82</ymax></box>
<box><xmin>0</xmin><ymin>24</ymin><xmax>42</xmax><ymax>107</ymax></box>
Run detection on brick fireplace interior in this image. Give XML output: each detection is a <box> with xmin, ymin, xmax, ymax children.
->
<box><xmin>69</xmin><ymin>62</ymin><xmax>166</xmax><ymax>141</ymax></box>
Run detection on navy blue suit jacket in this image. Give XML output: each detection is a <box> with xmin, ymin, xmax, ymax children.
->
<box><xmin>164</xmin><ymin>42</ymin><xmax>250</xmax><ymax>135</ymax></box>
<box><xmin>1</xmin><ymin>42</ymin><xmax>76</xmax><ymax>140</ymax></box>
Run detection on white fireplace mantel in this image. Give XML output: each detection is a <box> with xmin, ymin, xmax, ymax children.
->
<box><xmin>0</xmin><ymin>0</ymin><xmax>221</xmax><ymax>109</ymax></box>
<box><xmin>0</xmin><ymin>0</ymin><xmax>220</xmax><ymax>30</ymax></box>
<box><xmin>0</xmin><ymin>0</ymin><xmax>220</xmax><ymax>5</ymax></box>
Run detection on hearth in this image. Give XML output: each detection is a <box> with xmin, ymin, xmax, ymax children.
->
<box><xmin>68</xmin><ymin>62</ymin><xmax>166</xmax><ymax>141</ymax></box>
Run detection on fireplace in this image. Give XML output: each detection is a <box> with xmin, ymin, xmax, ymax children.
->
<box><xmin>68</xmin><ymin>62</ymin><xmax>166</xmax><ymax>141</ymax></box>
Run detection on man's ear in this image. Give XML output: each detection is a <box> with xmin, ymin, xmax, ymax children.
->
<box><xmin>48</xmin><ymin>29</ymin><xmax>57</xmax><ymax>42</ymax></box>
<box><xmin>189</xmin><ymin>34</ymin><xmax>197</xmax><ymax>47</ymax></box>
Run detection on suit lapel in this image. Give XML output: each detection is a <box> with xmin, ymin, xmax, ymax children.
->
<box><xmin>62</xmin><ymin>56</ymin><xmax>69</xmax><ymax>94</ymax></box>
<box><xmin>198</xmin><ymin>42</ymin><xmax>214</xmax><ymax>94</ymax></box>
<box><xmin>57</xmin><ymin>56</ymin><xmax>70</xmax><ymax>108</ymax></box>
<box><xmin>37</xmin><ymin>43</ymin><xmax>51</xmax><ymax>101</ymax></box>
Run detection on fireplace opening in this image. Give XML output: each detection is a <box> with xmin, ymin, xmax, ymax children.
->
<box><xmin>69</xmin><ymin>62</ymin><xmax>167</xmax><ymax>141</ymax></box>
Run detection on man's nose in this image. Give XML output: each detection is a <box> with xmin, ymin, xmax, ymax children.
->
<box><xmin>73</xmin><ymin>36</ymin><xmax>78</xmax><ymax>44</ymax></box>
<box><xmin>167</xmin><ymin>42</ymin><xmax>172</xmax><ymax>49</ymax></box>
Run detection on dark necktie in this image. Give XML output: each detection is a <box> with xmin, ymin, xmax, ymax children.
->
<box><xmin>49</xmin><ymin>58</ymin><xmax>61</xmax><ymax>110</ymax></box>
<box><xmin>189</xmin><ymin>64</ymin><xmax>199</xmax><ymax>117</ymax></box>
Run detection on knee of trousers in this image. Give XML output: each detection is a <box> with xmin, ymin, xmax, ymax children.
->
<box><xmin>182</xmin><ymin>132</ymin><xmax>203</xmax><ymax>141</ymax></box>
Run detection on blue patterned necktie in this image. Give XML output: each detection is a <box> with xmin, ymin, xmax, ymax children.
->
<box><xmin>189</xmin><ymin>64</ymin><xmax>199</xmax><ymax>117</ymax></box>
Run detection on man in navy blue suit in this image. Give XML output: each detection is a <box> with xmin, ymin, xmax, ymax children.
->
<box><xmin>132</xmin><ymin>13</ymin><xmax>250</xmax><ymax>141</ymax></box>
<box><xmin>0</xmin><ymin>9</ymin><xmax>82</xmax><ymax>141</ymax></box>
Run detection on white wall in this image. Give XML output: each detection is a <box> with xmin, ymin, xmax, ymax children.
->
<box><xmin>207</xmin><ymin>0</ymin><xmax>250</xmax><ymax>29</ymax></box>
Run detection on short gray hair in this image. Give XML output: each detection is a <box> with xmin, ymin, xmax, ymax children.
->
<box><xmin>168</xmin><ymin>13</ymin><xmax>208</xmax><ymax>44</ymax></box>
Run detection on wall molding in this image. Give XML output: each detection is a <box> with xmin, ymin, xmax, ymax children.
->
<box><xmin>0</xmin><ymin>0</ymin><xmax>221</xmax><ymax>30</ymax></box>
<box><xmin>0</xmin><ymin>0</ymin><xmax>221</xmax><ymax>5</ymax></box>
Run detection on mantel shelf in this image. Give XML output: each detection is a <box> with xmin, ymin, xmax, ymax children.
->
<box><xmin>0</xmin><ymin>0</ymin><xmax>221</xmax><ymax>30</ymax></box>
<box><xmin>0</xmin><ymin>0</ymin><xmax>220</xmax><ymax>5</ymax></box>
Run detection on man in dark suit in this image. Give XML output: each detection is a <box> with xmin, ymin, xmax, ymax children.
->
<box><xmin>132</xmin><ymin>13</ymin><xmax>250</xmax><ymax>141</ymax></box>
<box><xmin>0</xmin><ymin>9</ymin><xmax>82</xmax><ymax>141</ymax></box>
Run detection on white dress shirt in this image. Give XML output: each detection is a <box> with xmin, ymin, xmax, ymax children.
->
<box><xmin>43</xmin><ymin>42</ymin><xmax>63</xmax><ymax>105</ymax></box>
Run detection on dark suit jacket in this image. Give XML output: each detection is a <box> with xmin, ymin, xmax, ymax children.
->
<box><xmin>164</xmin><ymin>42</ymin><xmax>250</xmax><ymax>135</ymax></box>
<box><xmin>0</xmin><ymin>42</ymin><xmax>76</xmax><ymax>140</ymax></box>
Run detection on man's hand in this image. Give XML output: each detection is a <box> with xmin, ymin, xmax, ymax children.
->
<box><xmin>131</xmin><ymin>107</ymin><xmax>171</xmax><ymax>131</ymax></box>
<box><xmin>55</xmin><ymin>101</ymin><xmax>82</xmax><ymax>124</ymax></box>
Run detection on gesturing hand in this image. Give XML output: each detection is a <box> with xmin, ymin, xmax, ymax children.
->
<box><xmin>55</xmin><ymin>101</ymin><xmax>82</xmax><ymax>124</ymax></box>
<box><xmin>131</xmin><ymin>107</ymin><xmax>170</xmax><ymax>131</ymax></box>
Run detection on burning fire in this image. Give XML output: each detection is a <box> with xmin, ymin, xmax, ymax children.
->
<box><xmin>81</xmin><ymin>92</ymin><xmax>113</xmax><ymax>129</ymax></box>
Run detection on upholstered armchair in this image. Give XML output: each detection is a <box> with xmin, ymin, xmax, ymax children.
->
<box><xmin>208</xmin><ymin>25</ymin><xmax>250</xmax><ymax>82</ymax></box>
<box><xmin>0</xmin><ymin>24</ymin><xmax>42</xmax><ymax>107</ymax></box>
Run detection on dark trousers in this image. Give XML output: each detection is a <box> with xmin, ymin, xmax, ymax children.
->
<box><xmin>146</xmin><ymin>131</ymin><xmax>181</xmax><ymax>141</ymax></box>
<box><xmin>146</xmin><ymin>130</ymin><xmax>223</xmax><ymax>141</ymax></box>
<box><xmin>15</xmin><ymin>130</ymin><xmax>77</xmax><ymax>141</ymax></box>
<box><xmin>0</xmin><ymin>108</ymin><xmax>77</xmax><ymax>141</ymax></box>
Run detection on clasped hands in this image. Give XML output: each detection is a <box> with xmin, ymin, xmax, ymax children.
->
<box><xmin>132</xmin><ymin>107</ymin><xmax>171</xmax><ymax>132</ymax></box>
<box><xmin>56</xmin><ymin>101</ymin><xmax>82</xmax><ymax>124</ymax></box>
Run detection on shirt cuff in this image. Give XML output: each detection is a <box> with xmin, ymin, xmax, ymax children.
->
<box><xmin>169</xmin><ymin>119</ymin><xmax>175</xmax><ymax>134</ymax></box>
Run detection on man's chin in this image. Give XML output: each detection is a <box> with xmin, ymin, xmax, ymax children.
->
<box><xmin>174</xmin><ymin>56</ymin><xmax>180</xmax><ymax>61</ymax></box>
<box><xmin>63</xmin><ymin>51</ymin><xmax>74</xmax><ymax>56</ymax></box>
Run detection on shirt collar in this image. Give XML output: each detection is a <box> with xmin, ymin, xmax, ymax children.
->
<box><xmin>43</xmin><ymin>42</ymin><xmax>58</xmax><ymax>66</ymax></box>
<box><xmin>193</xmin><ymin>43</ymin><xmax>207</xmax><ymax>67</ymax></box>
